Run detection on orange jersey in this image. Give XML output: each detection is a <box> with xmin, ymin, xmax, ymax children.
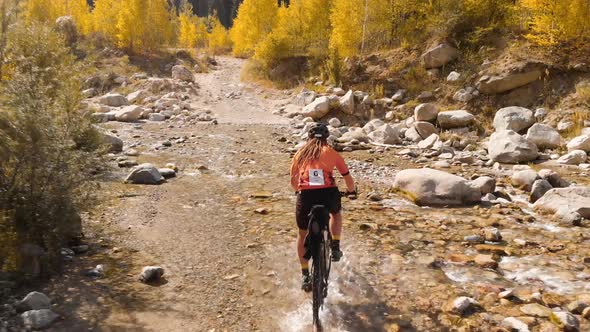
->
<box><xmin>290</xmin><ymin>146</ymin><xmax>350</xmax><ymax>191</ymax></box>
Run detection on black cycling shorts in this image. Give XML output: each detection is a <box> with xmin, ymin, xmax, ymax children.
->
<box><xmin>296</xmin><ymin>187</ymin><xmax>341</xmax><ymax>230</ymax></box>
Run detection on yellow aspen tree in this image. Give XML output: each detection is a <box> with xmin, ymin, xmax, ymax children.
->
<box><xmin>91</xmin><ymin>0</ymin><xmax>122</xmax><ymax>40</ymax></box>
<box><xmin>117</xmin><ymin>0</ymin><xmax>146</xmax><ymax>51</ymax></box>
<box><xmin>208</xmin><ymin>16</ymin><xmax>232</xmax><ymax>54</ymax></box>
<box><xmin>230</xmin><ymin>0</ymin><xmax>279</xmax><ymax>57</ymax></box>
<box><xmin>302</xmin><ymin>0</ymin><xmax>333</xmax><ymax>57</ymax></box>
<box><xmin>178</xmin><ymin>3</ymin><xmax>198</xmax><ymax>48</ymax></box>
<box><xmin>254</xmin><ymin>3</ymin><xmax>302</xmax><ymax>67</ymax></box>
<box><xmin>144</xmin><ymin>0</ymin><xmax>175</xmax><ymax>51</ymax></box>
<box><xmin>195</xmin><ymin>19</ymin><xmax>209</xmax><ymax>48</ymax></box>
<box><xmin>24</xmin><ymin>0</ymin><xmax>57</xmax><ymax>23</ymax></box>
<box><xmin>329</xmin><ymin>0</ymin><xmax>365</xmax><ymax>57</ymax></box>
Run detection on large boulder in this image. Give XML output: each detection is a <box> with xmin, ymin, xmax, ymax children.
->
<box><xmin>301</xmin><ymin>96</ymin><xmax>330</xmax><ymax>120</ymax></box>
<box><xmin>414</xmin><ymin>103</ymin><xmax>438</xmax><ymax>122</ymax></box>
<box><xmin>114</xmin><ymin>105</ymin><xmax>143</xmax><ymax>122</ymax></box>
<box><xmin>98</xmin><ymin>131</ymin><xmax>123</xmax><ymax>153</ymax></box>
<box><xmin>493</xmin><ymin>107</ymin><xmax>535</xmax><ymax>132</ymax></box>
<box><xmin>125</xmin><ymin>164</ymin><xmax>165</xmax><ymax>185</ymax></box>
<box><xmin>292</xmin><ymin>89</ymin><xmax>317</xmax><ymax>106</ymax></box>
<box><xmin>437</xmin><ymin>110</ymin><xmax>475</xmax><ymax>129</ymax></box>
<box><xmin>392</xmin><ymin>168</ymin><xmax>481</xmax><ymax>206</ymax></box>
<box><xmin>511</xmin><ymin>169</ymin><xmax>540</xmax><ymax>191</ymax></box>
<box><xmin>526</xmin><ymin>124</ymin><xmax>562</xmax><ymax>149</ymax></box>
<box><xmin>414</xmin><ymin>121</ymin><xmax>438</xmax><ymax>139</ymax></box>
<box><xmin>363</xmin><ymin>119</ymin><xmax>385</xmax><ymax>134</ymax></box>
<box><xmin>21</xmin><ymin>309</ymin><xmax>60</xmax><ymax>330</ymax></box>
<box><xmin>530</xmin><ymin>179</ymin><xmax>552</xmax><ymax>203</ymax></box>
<box><xmin>171</xmin><ymin>65</ymin><xmax>194</xmax><ymax>82</ymax></box>
<box><xmin>99</xmin><ymin>93</ymin><xmax>128</xmax><ymax>107</ymax></box>
<box><xmin>368</xmin><ymin>124</ymin><xmax>401</xmax><ymax>145</ymax></box>
<box><xmin>421</xmin><ymin>43</ymin><xmax>459</xmax><ymax>69</ymax></box>
<box><xmin>339</xmin><ymin>90</ymin><xmax>355</xmax><ymax>114</ymax></box>
<box><xmin>337</xmin><ymin>127</ymin><xmax>369</xmax><ymax>143</ymax></box>
<box><xmin>566</xmin><ymin>134</ymin><xmax>590</xmax><ymax>152</ymax></box>
<box><xmin>533</xmin><ymin>187</ymin><xmax>590</xmax><ymax>219</ymax></box>
<box><xmin>558</xmin><ymin>150</ymin><xmax>588</xmax><ymax>165</ymax></box>
<box><xmin>479</xmin><ymin>69</ymin><xmax>542</xmax><ymax>94</ymax></box>
<box><xmin>488</xmin><ymin>130</ymin><xmax>538</xmax><ymax>163</ymax></box>
<box><xmin>469</xmin><ymin>176</ymin><xmax>496</xmax><ymax>195</ymax></box>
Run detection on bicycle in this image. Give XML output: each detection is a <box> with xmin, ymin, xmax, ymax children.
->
<box><xmin>304</xmin><ymin>191</ymin><xmax>356</xmax><ymax>330</ymax></box>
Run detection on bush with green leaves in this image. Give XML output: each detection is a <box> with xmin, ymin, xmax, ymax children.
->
<box><xmin>0</xmin><ymin>23</ymin><xmax>102</xmax><ymax>280</ymax></box>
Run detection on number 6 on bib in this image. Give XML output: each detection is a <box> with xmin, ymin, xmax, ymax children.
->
<box><xmin>309</xmin><ymin>169</ymin><xmax>325</xmax><ymax>186</ymax></box>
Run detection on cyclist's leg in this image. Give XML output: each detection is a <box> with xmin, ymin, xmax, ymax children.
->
<box><xmin>329</xmin><ymin>212</ymin><xmax>342</xmax><ymax>240</ymax></box>
<box><xmin>296</xmin><ymin>192</ymin><xmax>312</xmax><ymax>291</ymax></box>
<box><xmin>297</xmin><ymin>228</ymin><xmax>309</xmax><ymax>266</ymax></box>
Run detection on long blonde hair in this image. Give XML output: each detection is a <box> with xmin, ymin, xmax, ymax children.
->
<box><xmin>294</xmin><ymin>138</ymin><xmax>328</xmax><ymax>168</ymax></box>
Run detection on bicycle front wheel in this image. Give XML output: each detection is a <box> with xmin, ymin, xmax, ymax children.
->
<box><xmin>312</xmin><ymin>243</ymin><xmax>324</xmax><ymax>328</ymax></box>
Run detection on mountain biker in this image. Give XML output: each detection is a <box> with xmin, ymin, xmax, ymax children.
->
<box><xmin>290</xmin><ymin>122</ymin><xmax>356</xmax><ymax>292</ymax></box>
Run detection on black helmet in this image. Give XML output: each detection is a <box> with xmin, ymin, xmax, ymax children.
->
<box><xmin>308</xmin><ymin>122</ymin><xmax>329</xmax><ymax>139</ymax></box>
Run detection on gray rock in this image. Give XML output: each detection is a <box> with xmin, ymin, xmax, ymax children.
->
<box><xmin>451</xmin><ymin>296</ymin><xmax>478</xmax><ymax>315</ymax></box>
<box><xmin>557</xmin><ymin>119</ymin><xmax>574</xmax><ymax>133</ymax></box>
<box><xmin>567</xmin><ymin>134</ymin><xmax>590</xmax><ymax>152</ymax></box>
<box><xmin>99</xmin><ymin>93</ymin><xmax>128</xmax><ymax>107</ymax></box>
<box><xmin>479</xmin><ymin>70</ymin><xmax>542</xmax><ymax>94</ymax></box>
<box><xmin>502</xmin><ymin>317</ymin><xmax>530</xmax><ymax>332</ymax></box>
<box><xmin>171</xmin><ymin>65</ymin><xmax>194</xmax><ymax>82</ymax></box>
<box><xmin>488</xmin><ymin>130</ymin><xmax>538</xmax><ymax>164</ymax></box>
<box><xmin>21</xmin><ymin>309</ymin><xmax>59</xmax><ymax>330</ymax></box>
<box><xmin>367</xmin><ymin>124</ymin><xmax>400</xmax><ymax>145</ymax></box>
<box><xmin>139</xmin><ymin>266</ymin><xmax>165</xmax><ymax>283</ymax></box>
<box><xmin>301</xmin><ymin>96</ymin><xmax>330</xmax><ymax>120</ymax></box>
<box><xmin>292</xmin><ymin>89</ymin><xmax>317</xmax><ymax>106</ymax></box>
<box><xmin>511</xmin><ymin>169</ymin><xmax>539</xmax><ymax>191</ymax></box>
<box><xmin>447</xmin><ymin>71</ymin><xmax>461</xmax><ymax>82</ymax></box>
<box><xmin>530</xmin><ymin>179</ymin><xmax>552</xmax><ymax>203</ymax></box>
<box><xmin>392</xmin><ymin>89</ymin><xmax>405</xmax><ymax>101</ymax></box>
<box><xmin>469</xmin><ymin>176</ymin><xmax>496</xmax><ymax>195</ymax></box>
<box><xmin>125</xmin><ymin>163</ymin><xmax>165</xmax><ymax>185</ymax></box>
<box><xmin>526</xmin><ymin>123</ymin><xmax>562</xmax><ymax>149</ymax></box>
<box><xmin>333</xmin><ymin>87</ymin><xmax>346</xmax><ymax>96</ymax></box>
<box><xmin>328</xmin><ymin>118</ymin><xmax>342</xmax><ymax>128</ymax></box>
<box><xmin>538</xmin><ymin>169</ymin><xmax>569</xmax><ymax>188</ymax></box>
<box><xmin>549</xmin><ymin>311</ymin><xmax>579</xmax><ymax>331</ymax></box>
<box><xmin>85</xmin><ymin>264</ymin><xmax>105</xmax><ymax>278</ymax></box>
<box><xmin>392</xmin><ymin>168</ymin><xmax>481</xmax><ymax>206</ymax></box>
<box><xmin>534</xmin><ymin>108</ymin><xmax>547</xmax><ymax>121</ymax></box>
<box><xmin>127</xmin><ymin>89</ymin><xmax>147</xmax><ymax>104</ymax></box>
<box><xmin>114</xmin><ymin>105</ymin><xmax>143</xmax><ymax>122</ymax></box>
<box><xmin>493</xmin><ymin>106</ymin><xmax>535</xmax><ymax>132</ymax></box>
<box><xmin>422</xmin><ymin>43</ymin><xmax>459</xmax><ymax>69</ymax></box>
<box><xmin>158</xmin><ymin>168</ymin><xmax>177</xmax><ymax>179</ymax></box>
<box><xmin>414</xmin><ymin>121</ymin><xmax>438</xmax><ymax>139</ymax></box>
<box><xmin>363</xmin><ymin>119</ymin><xmax>385</xmax><ymax>134</ymax></box>
<box><xmin>414</xmin><ymin>103</ymin><xmax>438</xmax><ymax>122</ymax></box>
<box><xmin>417</xmin><ymin>134</ymin><xmax>440</xmax><ymax>149</ymax></box>
<box><xmin>437</xmin><ymin>110</ymin><xmax>474</xmax><ymax>129</ymax></box>
<box><xmin>337</xmin><ymin>127</ymin><xmax>369</xmax><ymax>143</ymax></box>
<box><xmin>558</xmin><ymin>150</ymin><xmax>588</xmax><ymax>165</ymax></box>
<box><xmin>99</xmin><ymin>131</ymin><xmax>123</xmax><ymax>153</ymax></box>
<box><xmin>554</xmin><ymin>207</ymin><xmax>583</xmax><ymax>226</ymax></box>
<box><xmin>149</xmin><ymin>113</ymin><xmax>166</xmax><ymax>122</ymax></box>
<box><xmin>339</xmin><ymin>90</ymin><xmax>355</xmax><ymax>114</ymax></box>
<box><xmin>17</xmin><ymin>292</ymin><xmax>51</xmax><ymax>312</ymax></box>
<box><xmin>453</xmin><ymin>89</ymin><xmax>475</xmax><ymax>102</ymax></box>
<box><xmin>533</xmin><ymin>186</ymin><xmax>590</xmax><ymax>219</ymax></box>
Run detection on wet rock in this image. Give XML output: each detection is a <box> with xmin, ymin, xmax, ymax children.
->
<box><xmin>437</xmin><ymin>110</ymin><xmax>475</xmax><ymax>129</ymax></box>
<box><xmin>526</xmin><ymin>124</ymin><xmax>563</xmax><ymax>149</ymax></box>
<box><xmin>483</xmin><ymin>228</ymin><xmax>502</xmax><ymax>242</ymax></box>
<box><xmin>392</xmin><ymin>168</ymin><xmax>481</xmax><ymax>206</ymax></box>
<box><xmin>558</xmin><ymin>150</ymin><xmax>587</xmax><ymax>165</ymax></box>
<box><xmin>511</xmin><ymin>169</ymin><xmax>539</xmax><ymax>191</ymax></box>
<box><xmin>533</xmin><ymin>187</ymin><xmax>590</xmax><ymax>219</ymax></box>
<box><xmin>566</xmin><ymin>134</ymin><xmax>590</xmax><ymax>152</ymax></box>
<box><xmin>292</xmin><ymin>89</ymin><xmax>317</xmax><ymax>106</ymax></box>
<box><xmin>566</xmin><ymin>300</ymin><xmax>588</xmax><ymax>314</ymax></box>
<box><xmin>125</xmin><ymin>163</ymin><xmax>165</xmax><ymax>185</ymax></box>
<box><xmin>520</xmin><ymin>303</ymin><xmax>552</xmax><ymax>317</ymax></box>
<box><xmin>530</xmin><ymin>179</ymin><xmax>552</xmax><ymax>203</ymax></box>
<box><xmin>71</xmin><ymin>244</ymin><xmax>89</xmax><ymax>253</ymax></box>
<box><xmin>488</xmin><ymin>130</ymin><xmax>538</xmax><ymax>164</ymax></box>
<box><xmin>16</xmin><ymin>292</ymin><xmax>51</xmax><ymax>312</ymax></box>
<box><xmin>421</xmin><ymin>43</ymin><xmax>458</xmax><ymax>69</ymax></box>
<box><xmin>502</xmin><ymin>317</ymin><xmax>530</xmax><ymax>332</ymax></box>
<box><xmin>549</xmin><ymin>311</ymin><xmax>579</xmax><ymax>331</ymax></box>
<box><xmin>171</xmin><ymin>65</ymin><xmax>194</xmax><ymax>82</ymax></box>
<box><xmin>114</xmin><ymin>105</ymin><xmax>143</xmax><ymax>122</ymax></box>
<box><xmin>84</xmin><ymin>264</ymin><xmax>105</xmax><ymax>278</ymax></box>
<box><xmin>450</xmin><ymin>296</ymin><xmax>478</xmax><ymax>315</ymax></box>
<box><xmin>474</xmin><ymin>254</ymin><xmax>498</xmax><ymax>269</ymax></box>
<box><xmin>139</xmin><ymin>266</ymin><xmax>165</xmax><ymax>283</ymax></box>
<box><xmin>368</xmin><ymin>124</ymin><xmax>401</xmax><ymax>145</ymax></box>
<box><xmin>301</xmin><ymin>96</ymin><xmax>330</xmax><ymax>120</ymax></box>
<box><xmin>414</xmin><ymin>103</ymin><xmax>438</xmax><ymax>122</ymax></box>
<box><xmin>469</xmin><ymin>176</ymin><xmax>496</xmax><ymax>195</ymax></box>
<box><xmin>99</xmin><ymin>93</ymin><xmax>129</xmax><ymax>107</ymax></box>
<box><xmin>464</xmin><ymin>234</ymin><xmax>484</xmax><ymax>243</ymax></box>
<box><xmin>493</xmin><ymin>107</ymin><xmax>535</xmax><ymax>132</ymax></box>
<box><xmin>21</xmin><ymin>309</ymin><xmax>60</xmax><ymax>330</ymax></box>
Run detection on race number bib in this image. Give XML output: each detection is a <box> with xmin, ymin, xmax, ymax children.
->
<box><xmin>309</xmin><ymin>169</ymin><xmax>325</xmax><ymax>186</ymax></box>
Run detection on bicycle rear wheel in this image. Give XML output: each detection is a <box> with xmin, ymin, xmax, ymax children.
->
<box><xmin>312</xmin><ymin>243</ymin><xmax>324</xmax><ymax>328</ymax></box>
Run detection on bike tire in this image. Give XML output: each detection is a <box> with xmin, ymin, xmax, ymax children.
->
<box><xmin>312</xmin><ymin>244</ymin><xmax>323</xmax><ymax>328</ymax></box>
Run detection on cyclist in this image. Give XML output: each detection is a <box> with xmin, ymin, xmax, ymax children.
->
<box><xmin>290</xmin><ymin>122</ymin><xmax>356</xmax><ymax>292</ymax></box>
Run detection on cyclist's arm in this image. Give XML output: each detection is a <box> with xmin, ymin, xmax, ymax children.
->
<box><xmin>290</xmin><ymin>160</ymin><xmax>299</xmax><ymax>191</ymax></box>
<box><xmin>334</xmin><ymin>153</ymin><xmax>356</xmax><ymax>193</ymax></box>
